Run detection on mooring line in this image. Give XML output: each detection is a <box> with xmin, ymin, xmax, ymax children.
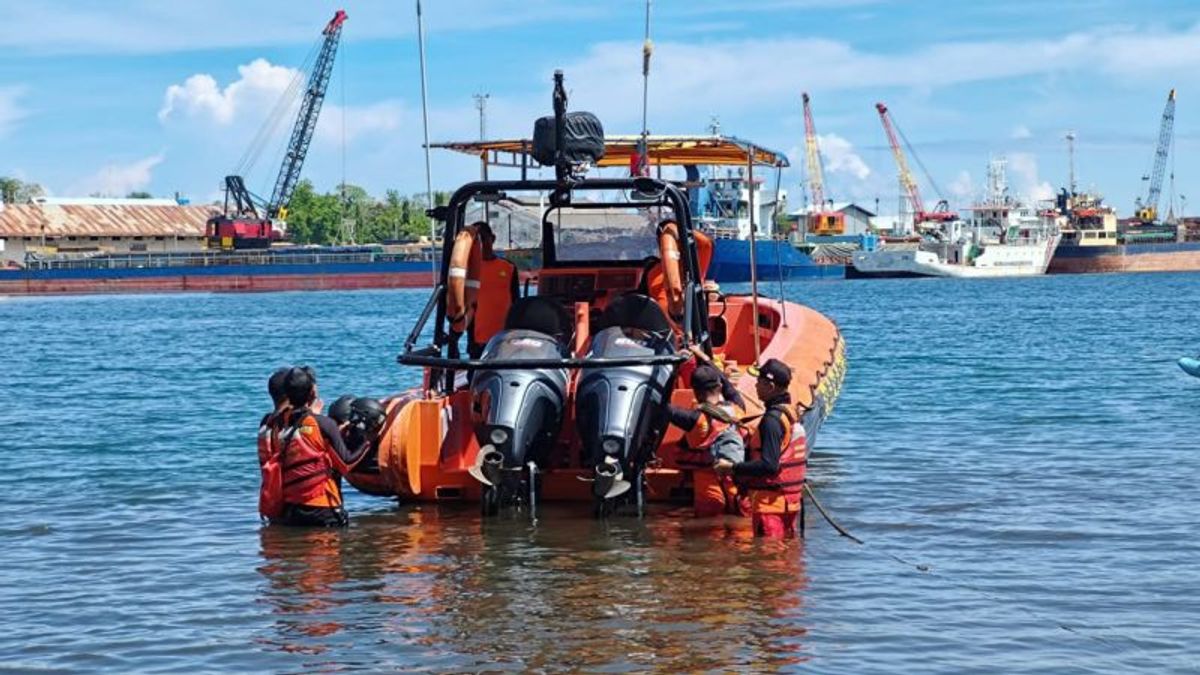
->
<box><xmin>803</xmin><ymin>483</ymin><xmax>1165</xmax><ymax>663</ymax></box>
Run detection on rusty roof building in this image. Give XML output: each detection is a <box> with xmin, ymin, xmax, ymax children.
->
<box><xmin>0</xmin><ymin>200</ymin><xmax>220</xmax><ymax>265</ymax></box>
<box><xmin>0</xmin><ymin>202</ymin><xmax>217</xmax><ymax>238</ymax></box>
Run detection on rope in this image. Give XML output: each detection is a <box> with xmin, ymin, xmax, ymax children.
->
<box><xmin>802</xmin><ymin>482</ymin><xmax>1169</xmax><ymax>662</ymax></box>
<box><xmin>234</xmin><ymin>40</ymin><xmax>321</xmax><ymax>180</ymax></box>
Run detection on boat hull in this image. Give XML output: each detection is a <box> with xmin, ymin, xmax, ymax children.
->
<box><xmin>1048</xmin><ymin>241</ymin><xmax>1200</xmax><ymax>274</ymax></box>
<box><xmin>348</xmin><ymin>297</ymin><xmax>846</xmax><ymax>504</ymax></box>
<box><xmin>851</xmin><ymin>236</ymin><xmax>1059</xmax><ymax>279</ymax></box>
<box><xmin>0</xmin><ymin>260</ymin><xmax>437</xmax><ymax>295</ymax></box>
<box><xmin>709</xmin><ymin>238</ymin><xmax>845</xmax><ymax>282</ymax></box>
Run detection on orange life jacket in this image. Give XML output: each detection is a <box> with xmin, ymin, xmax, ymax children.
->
<box><xmin>674</xmin><ymin>403</ymin><xmax>740</xmax><ymax>469</ymax></box>
<box><xmin>257</xmin><ymin>410</ymin><xmax>287</xmax><ymax>520</ymax></box>
<box><xmin>257</xmin><ymin>410</ymin><xmax>285</xmax><ymax>466</ymax></box>
<box><xmin>470</xmin><ymin>256</ymin><xmax>516</xmax><ymax>345</ymax></box>
<box><xmin>278</xmin><ymin>412</ymin><xmax>342</xmax><ymax>508</ymax></box>
<box><xmin>739</xmin><ymin>404</ymin><xmax>807</xmax><ymax>494</ymax></box>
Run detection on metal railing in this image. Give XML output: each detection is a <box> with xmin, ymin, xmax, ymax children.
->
<box><xmin>22</xmin><ymin>248</ymin><xmax>436</xmax><ymax>271</ymax></box>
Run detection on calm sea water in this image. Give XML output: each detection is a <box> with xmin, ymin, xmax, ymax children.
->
<box><xmin>2</xmin><ymin>273</ymin><xmax>1198</xmax><ymax>673</ymax></box>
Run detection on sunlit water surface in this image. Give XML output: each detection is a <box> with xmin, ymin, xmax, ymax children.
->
<box><xmin>2</xmin><ymin>273</ymin><xmax>1198</xmax><ymax>673</ymax></box>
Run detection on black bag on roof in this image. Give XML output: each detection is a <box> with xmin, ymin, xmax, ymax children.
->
<box><xmin>533</xmin><ymin>111</ymin><xmax>605</xmax><ymax>167</ymax></box>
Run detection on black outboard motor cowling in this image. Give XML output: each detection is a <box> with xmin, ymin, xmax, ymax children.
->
<box><xmin>575</xmin><ymin>324</ymin><xmax>676</xmax><ymax>500</ymax></box>
<box><xmin>468</xmin><ymin>329</ymin><xmax>568</xmax><ymax>488</ymax></box>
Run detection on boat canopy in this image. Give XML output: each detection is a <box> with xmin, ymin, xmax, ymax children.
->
<box><xmin>431</xmin><ymin>135</ymin><xmax>789</xmax><ymax>169</ymax></box>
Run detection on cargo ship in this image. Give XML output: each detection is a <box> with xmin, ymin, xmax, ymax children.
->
<box><xmin>1045</xmin><ymin>189</ymin><xmax>1200</xmax><ymax>274</ymax></box>
<box><xmin>0</xmin><ymin>200</ymin><xmax>439</xmax><ymax>295</ymax></box>
<box><xmin>690</xmin><ymin>169</ymin><xmax>844</xmax><ymax>281</ymax></box>
<box><xmin>0</xmin><ymin>245</ymin><xmax>438</xmax><ymax>296</ymax></box>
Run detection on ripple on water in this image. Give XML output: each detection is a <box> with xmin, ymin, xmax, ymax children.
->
<box><xmin>1</xmin><ymin>277</ymin><xmax>1199</xmax><ymax>672</ymax></box>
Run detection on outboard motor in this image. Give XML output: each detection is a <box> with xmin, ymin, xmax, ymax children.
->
<box><xmin>575</xmin><ymin>294</ymin><xmax>677</xmax><ymax>511</ymax></box>
<box><xmin>468</xmin><ymin>298</ymin><xmax>570</xmax><ymax>512</ymax></box>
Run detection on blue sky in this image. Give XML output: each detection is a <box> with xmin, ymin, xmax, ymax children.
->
<box><xmin>2</xmin><ymin>0</ymin><xmax>1200</xmax><ymax>217</ymax></box>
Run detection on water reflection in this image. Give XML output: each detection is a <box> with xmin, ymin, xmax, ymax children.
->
<box><xmin>256</xmin><ymin>505</ymin><xmax>811</xmax><ymax>670</ymax></box>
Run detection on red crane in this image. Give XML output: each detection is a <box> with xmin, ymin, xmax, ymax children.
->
<box><xmin>875</xmin><ymin>102</ymin><xmax>955</xmax><ymax>228</ymax></box>
<box><xmin>206</xmin><ymin>10</ymin><xmax>348</xmax><ymax>249</ymax></box>
<box><xmin>802</xmin><ymin>92</ymin><xmax>844</xmax><ymax>235</ymax></box>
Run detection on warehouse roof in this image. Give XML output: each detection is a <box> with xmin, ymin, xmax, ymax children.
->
<box><xmin>0</xmin><ymin>203</ymin><xmax>218</xmax><ymax>238</ymax></box>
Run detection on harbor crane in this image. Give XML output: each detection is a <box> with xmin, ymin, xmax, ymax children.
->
<box><xmin>1134</xmin><ymin>88</ymin><xmax>1176</xmax><ymax>225</ymax></box>
<box><xmin>802</xmin><ymin>93</ymin><xmax>845</xmax><ymax>236</ymax></box>
<box><xmin>205</xmin><ymin>10</ymin><xmax>348</xmax><ymax>249</ymax></box>
<box><xmin>875</xmin><ymin>102</ymin><xmax>955</xmax><ymax>229</ymax></box>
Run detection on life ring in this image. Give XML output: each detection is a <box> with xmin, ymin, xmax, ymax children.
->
<box><xmin>447</xmin><ymin>224</ymin><xmax>483</xmax><ymax>333</ymax></box>
<box><xmin>657</xmin><ymin>220</ymin><xmax>685</xmax><ymax>320</ymax></box>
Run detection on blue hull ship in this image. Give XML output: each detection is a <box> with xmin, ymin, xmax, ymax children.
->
<box><xmin>708</xmin><ymin>238</ymin><xmax>844</xmax><ymax>282</ymax></box>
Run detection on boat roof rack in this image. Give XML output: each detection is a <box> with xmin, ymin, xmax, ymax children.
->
<box><xmin>431</xmin><ymin>134</ymin><xmax>790</xmax><ymax>170</ymax></box>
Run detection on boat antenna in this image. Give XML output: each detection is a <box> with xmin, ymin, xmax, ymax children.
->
<box><xmin>415</xmin><ymin>0</ymin><xmax>436</xmax><ymax>282</ymax></box>
<box><xmin>747</xmin><ymin>146</ymin><xmax>762</xmax><ymax>362</ymax></box>
<box><xmin>552</xmin><ymin>70</ymin><xmax>569</xmax><ymax>191</ymax></box>
<box><xmin>639</xmin><ymin>0</ymin><xmax>653</xmax><ymax>165</ymax></box>
<box><xmin>1065</xmin><ymin>130</ymin><xmax>1076</xmax><ymax>196</ymax></box>
<box><xmin>771</xmin><ymin>163</ymin><xmax>789</xmax><ymax>327</ymax></box>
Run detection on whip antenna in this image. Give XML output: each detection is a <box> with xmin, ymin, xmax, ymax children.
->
<box><xmin>415</xmin><ymin>0</ymin><xmax>436</xmax><ymax>282</ymax></box>
<box><xmin>635</xmin><ymin>0</ymin><xmax>652</xmax><ymax>177</ymax></box>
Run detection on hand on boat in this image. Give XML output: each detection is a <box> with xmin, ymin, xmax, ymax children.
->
<box><xmin>713</xmin><ymin>459</ymin><xmax>735</xmax><ymax>475</ymax></box>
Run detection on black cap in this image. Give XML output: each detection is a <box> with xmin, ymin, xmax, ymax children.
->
<box><xmin>690</xmin><ymin>364</ymin><xmax>723</xmax><ymax>393</ymax></box>
<box><xmin>749</xmin><ymin>358</ymin><xmax>792</xmax><ymax>387</ymax></box>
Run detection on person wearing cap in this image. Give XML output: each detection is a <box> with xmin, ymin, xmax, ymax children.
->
<box><xmin>468</xmin><ymin>221</ymin><xmax>519</xmax><ymax>359</ymax></box>
<box><xmin>715</xmin><ymin>358</ymin><xmax>807</xmax><ymax>538</ymax></box>
<box><xmin>667</xmin><ymin>364</ymin><xmax>746</xmax><ymax>517</ymax></box>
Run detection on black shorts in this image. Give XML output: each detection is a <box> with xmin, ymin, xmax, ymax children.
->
<box><xmin>278</xmin><ymin>504</ymin><xmax>349</xmax><ymax>527</ymax></box>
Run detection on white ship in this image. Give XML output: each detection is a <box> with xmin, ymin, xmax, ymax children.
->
<box><xmin>851</xmin><ymin>158</ymin><xmax>1062</xmax><ymax>279</ymax></box>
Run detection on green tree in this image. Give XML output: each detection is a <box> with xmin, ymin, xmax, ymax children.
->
<box><xmin>126</xmin><ymin>191</ymin><xmax>153</xmax><ymax>199</ymax></box>
<box><xmin>0</xmin><ymin>177</ymin><xmax>45</xmax><ymax>204</ymax></box>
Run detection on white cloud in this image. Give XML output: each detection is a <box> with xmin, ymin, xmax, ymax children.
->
<box><xmin>0</xmin><ymin>87</ymin><xmax>27</xmax><ymax>138</ymax></box>
<box><xmin>948</xmin><ymin>170</ymin><xmax>976</xmax><ymax>202</ymax></box>
<box><xmin>160</xmin><ymin>59</ymin><xmax>405</xmax><ymax>149</ymax></box>
<box><xmin>1008</xmin><ymin>153</ymin><xmax>1054</xmax><ymax>202</ymax></box>
<box><xmin>817</xmin><ymin>133</ymin><xmax>871</xmax><ymax>180</ymax></box>
<box><xmin>316</xmin><ymin>102</ymin><xmax>405</xmax><ymax>145</ymax></box>
<box><xmin>1011</xmin><ymin>125</ymin><xmax>1032</xmax><ymax>140</ymax></box>
<box><xmin>74</xmin><ymin>154</ymin><xmax>165</xmax><ymax>197</ymax></box>
<box><xmin>159</xmin><ymin>59</ymin><xmax>297</xmax><ymax>125</ymax></box>
<box><xmin>562</xmin><ymin>23</ymin><xmax>1200</xmax><ymax>127</ymax></box>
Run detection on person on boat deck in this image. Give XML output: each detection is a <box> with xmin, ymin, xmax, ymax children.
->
<box><xmin>257</xmin><ymin>367</ymin><xmax>292</xmax><ymax>467</ymax></box>
<box><xmin>276</xmin><ymin>367</ymin><xmax>372</xmax><ymax>527</ymax></box>
<box><xmin>715</xmin><ymin>359</ymin><xmax>806</xmax><ymax>539</ymax></box>
<box><xmin>667</xmin><ymin>364</ymin><xmax>745</xmax><ymax>517</ymax></box>
<box><xmin>467</xmin><ymin>221</ymin><xmax>519</xmax><ymax>360</ymax></box>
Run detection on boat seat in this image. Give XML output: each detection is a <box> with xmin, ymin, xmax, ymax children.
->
<box><xmin>594</xmin><ymin>292</ymin><xmax>672</xmax><ymax>335</ymax></box>
<box><xmin>503</xmin><ymin>296</ymin><xmax>574</xmax><ymax>343</ymax></box>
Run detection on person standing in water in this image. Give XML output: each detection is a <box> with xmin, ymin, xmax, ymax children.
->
<box><xmin>275</xmin><ymin>367</ymin><xmax>373</xmax><ymax>527</ymax></box>
<box><xmin>668</xmin><ymin>364</ymin><xmax>746</xmax><ymax>517</ymax></box>
<box><xmin>715</xmin><ymin>359</ymin><xmax>807</xmax><ymax>538</ymax></box>
<box><xmin>257</xmin><ymin>368</ymin><xmax>292</xmax><ymax>467</ymax></box>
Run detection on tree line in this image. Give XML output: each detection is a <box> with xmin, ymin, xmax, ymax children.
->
<box><xmin>283</xmin><ymin>180</ymin><xmax>450</xmax><ymax>245</ymax></box>
<box><xmin>1</xmin><ymin>175</ymin><xmax>448</xmax><ymax>246</ymax></box>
